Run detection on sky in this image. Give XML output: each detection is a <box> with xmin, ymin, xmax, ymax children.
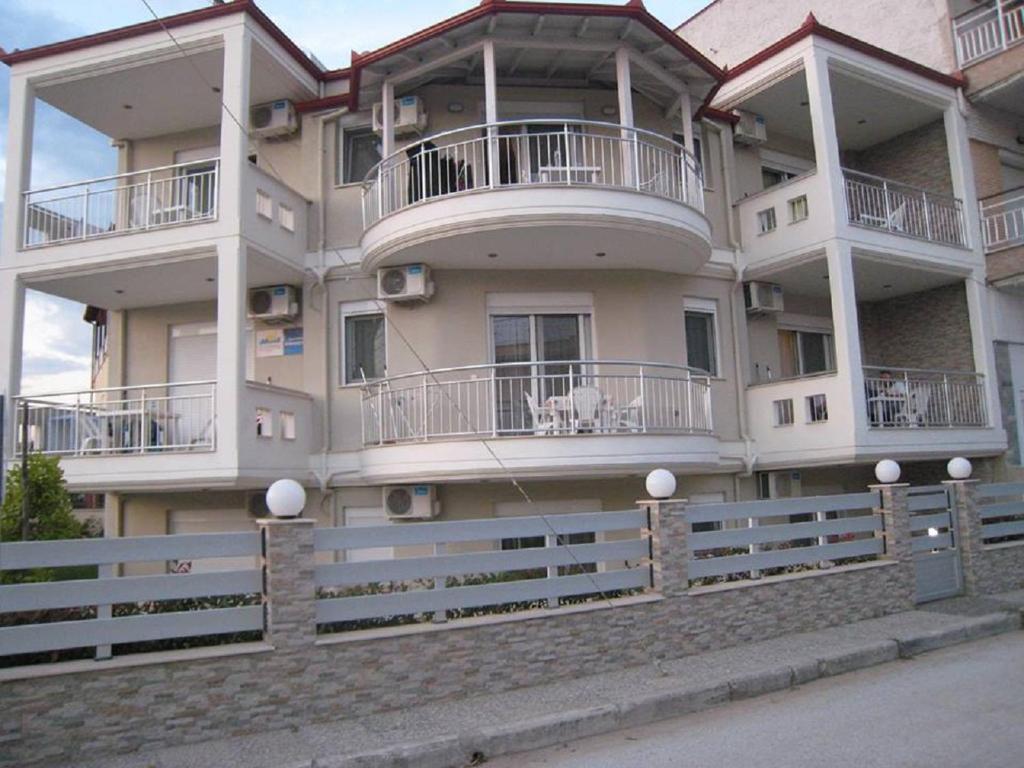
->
<box><xmin>0</xmin><ymin>0</ymin><xmax>711</xmax><ymax>395</ymax></box>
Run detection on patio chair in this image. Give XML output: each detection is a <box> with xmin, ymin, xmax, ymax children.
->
<box><xmin>907</xmin><ymin>385</ymin><xmax>931</xmax><ymax>427</ymax></box>
<box><xmin>615</xmin><ymin>395</ymin><xmax>644</xmax><ymax>432</ymax></box>
<box><xmin>524</xmin><ymin>390</ymin><xmax>558</xmax><ymax>435</ymax></box>
<box><xmin>571</xmin><ymin>386</ymin><xmax>603</xmax><ymax>432</ymax></box>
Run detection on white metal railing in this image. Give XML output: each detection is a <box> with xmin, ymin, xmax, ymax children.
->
<box><xmin>13</xmin><ymin>381</ymin><xmax>216</xmax><ymax>457</ymax></box>
<box><xmin>953</xmin><ymin>0</ymin><xmax>1024</xmax><ymax>67</ymax></box>
<box><xmin>22</xmin><ymin>159</ymin><xmax>220</xmax><ymax>248</ymax></box>
<box><xmin>360</xmin><ymin>360</ymin><xmax>713</xmax><ymax>446</ymax></box>
<box><xmin>863</xmin><ymin>367</ymin><xmax>987</xmax><ymax>428</ymax></box>
<box><xmin>980</xmin><ymin>187</ymin><xmax>1024</xmax><ymax>252</ymax></box>
<box><xmin>978</xmin><ymin>481</ymin><xmax>1024</xmax><ymax>545</ymax></box>
<box><xmin>314</xmin><ymin>508</ymin><xmax>651</xmax><ymax>631</ymax></box>
<box><xmin>361</xmin><ymin>119</ymin><xmax>704</xmax><ymax>228</ymax></box>
<box><xmin>0</xmin><ymin>532</ymin><xmax>262</xmax><ymax>662</ymax></box>
<box><xmin>843</xmin><ymin>169</ymin><xmax>967</xmax><ymax>247</ymax></box>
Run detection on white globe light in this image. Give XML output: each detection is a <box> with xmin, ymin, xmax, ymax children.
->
<box><xmin>266</xmin><ymin>479</ymin><xmax>306</xmax><ymax>518</ymax></box>
<box><xmin>947</xmin><ymin>457</ymin><xmax>973</xmax><ymax>480</ymax></box>
<box><xmin>645</xmin><ymin>469</ymin><xmax>677</xmax><ymax>500</ymax></box>
<box><xmin>874</xmin><ymin>459</ymin><xmax>901</xmax><ymax>485</ymax></box>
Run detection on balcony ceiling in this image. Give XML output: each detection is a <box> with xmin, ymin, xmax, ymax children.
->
<box><xmin>36</xmin><ymin>41</ymin><xmax>316</xmax><ymax>141</ymax></box>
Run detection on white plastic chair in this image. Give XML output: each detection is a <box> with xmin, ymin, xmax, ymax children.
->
<box><xmin>524</xmin><ymin>390</ymin><xmax>558</xmax><ymax>435</ymax></box>
<box><xmin>616</xmin><ymin>395</ymin><xmax>644</xmax><ymax>432</ymax></box>
<box><xmin>571</xmin><ymin>386</ymin><xmax>603</xmax><ymax>432</ymax></box>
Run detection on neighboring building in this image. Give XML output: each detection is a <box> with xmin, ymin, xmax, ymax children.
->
<box><xmin>0</xmin><ymin>0</ymin><xmax>1013</xmax><ymax>547</ymax></box>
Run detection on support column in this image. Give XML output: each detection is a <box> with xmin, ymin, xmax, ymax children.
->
<box><xmin>482</xmin><ymin>39</ymin><xmax>498</xmax><ymax>186</ymax></box>
<box><xmin>216</xmin><ymin>240</ymin><xmax>247</xmax><ymax>465</ymax></box>
<box><xmin>680</xmin><ymin>92</ymin><xmax>694</xmax><ymax>156</ymax></box>
<box><xmin>0</xmin><ymin>273</ymin><xmax>26</xmax><ymax>487</ymax></box>
<box><xmin>2</xmin><ymin>75</ymin><xmax>35</xmax><ymax>258</ymax></box>
<box><xmin>965</xmin><ymin>273</ymin><xmax>1002</xmax><ymax>430</ymax></box>
<box><xmin>826</xmin><ymin>241</ymin><xmax>868</xmax><ymax>437</ymax></box>
<box><xmin>381</xmin><ymin>79</ymin><xmax>395</xmax><ymax>160</ymax></box>
<box><xmin>943</xmin><ymin>101</ymin><xmax>980</xmax><ymax>250</ymax></box>
<box><xmin>615</xmin><ymin>47</ymin><xmax>635</xmax><ymax>186</ymax></box>
<box><xmin>803</xmin><ymin>46</ymin><xmax>845</xmax><ymax>230</ymax></box>
<box><xmin>639</xmin><ymin>499</ymin><xmax>689</xmax><ymax>598</ymax></box>
<box><xmin>869</xmin><ymin>482</ymin><xmax>916</xmax><ymax>605</ymax></box>
<box><xmin>944</xmin><ymin>479</ymin><xmax>986</xmax><ymax>596</ymax></box>
<box><xmin>219</xmin><ymin>25</ymin><xmax>252</xmax><ymax>230</ymax></box>
<box><xmin>257</xmin><ymin>517</ymin><xmax>317</xmax><ymax>652</ymax></box>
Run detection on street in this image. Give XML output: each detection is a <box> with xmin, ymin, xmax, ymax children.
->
<box><xmin>486</xmin><ymin>632</ymin><xmax>1024</xmax><ymax>768</ymax></box>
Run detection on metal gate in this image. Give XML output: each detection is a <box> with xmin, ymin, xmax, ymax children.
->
<box><xmin>908</xmin><ymin>486</ymin><xmax>963</xmax><ymax>603</ymax></box>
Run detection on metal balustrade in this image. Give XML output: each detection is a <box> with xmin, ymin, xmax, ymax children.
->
<box><xmin>360</xmin><ymin>360</ymin><xmax>713</xmax><ymax>446</ymax></box>
<box><xmin>980</xmin><ymin>187</ymin><xmax>1024</xmax><ymax>252</ymax></box>
<box><xmin>361</xmin><ymin>120</ymin><xmax>704</xmax><ymax>228</ymax></box>
<box><xmin>13</xmin><ymin>381</ymin><xmax>216</xmax><ymax>457</ymax></box>
<box><xmin>953</xmin><ymin>0</ymin><xmax>1024</xmax><ymax>67</ymax></box>
<box><xmin>22</xmin><ymin>159</ymin><xmax>219</xmax><ymax>248</ymax></box>
<box><xmin>844</xmin><ymin>169</ymin><xmax>967</xmax><ymax>247</ymax></box>
<box><xmin>863</xmin><ymin>367</ymin><xmax>987</xmax><ymax>428</ymax></box>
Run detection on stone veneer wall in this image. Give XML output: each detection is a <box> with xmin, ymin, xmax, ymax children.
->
<box><xmin>842</xmin><ymin>120</ymin><xmax>953</xmax><ymax>197</ymax></box>
<box><xmin>0</xmin><ymin>493</ymin><xmax>930</xmax><ymax>768</ymax></box>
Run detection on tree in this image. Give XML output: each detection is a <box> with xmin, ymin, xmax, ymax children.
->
<box><xmin>1</xmin><ymin>454</ymin><xmax>81</xmax><ymax>543</ymax></box>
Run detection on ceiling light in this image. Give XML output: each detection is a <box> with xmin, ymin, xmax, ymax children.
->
<box><xmin>206</xmin><ymin>277</ymin><xmax>216</xmax><ymax>282</ymax></box>
<box><xmin>799</xmin><ymin>100</ymin><xmax>809</xmax><ymax>107</ymax></box>
<box><xmin>212</xmin><ymin>86</ymin><xmax>221</xmax><ymax>94</ymax></box>
<box><xmin>114</xmin><ymin>289</ymin><xmax>125</xmax><ymax>294</ymax></box>
<box><xmin>857</xmin><ymin>118</ymin><xmax>867</xmax><ymax>125</ymax></box>
<box><xmin>487</xmin><ymin>252</ymin><xmax>498</xmax><ymax>259</ymax></box>
<box><xmin>595</xmin><ymin>252</ymin><xmax>606</xmax><ymax>258</ymax></box>
<box><xmin>122</xmin><ymin>104</ymin><xmax>133</xmax><ymax>110</ymax></box>
<box><xmin>448</xmin><ymin>101</ymin><xmax>464</xmax><ymax>113</ymax></box>
<box><xmin>600</xmin><ymin>105</ymin><xmax>617</xmax><ymax>116</ymax></box>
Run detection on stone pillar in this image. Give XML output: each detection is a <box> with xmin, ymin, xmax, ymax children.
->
<box><xmin>945</xmin><ymin>479</ymin><xmax>985</xmax><ymax>596</ymax></box>
<box><xmin>640</xmin><ymin>499</ymin><xmax>689</xmax><ymax>598</ymax></box>
<box><xmin>256</xmin><ymin>518</ymin><xmax>317</xmax><ymax>652</ymax></box>
<box><xmin>870</xmin><ymin>482</ymin><xmax>916</xmax><ymax>603</ymax></box>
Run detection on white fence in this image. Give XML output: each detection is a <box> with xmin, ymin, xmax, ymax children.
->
<box><xmin>22</xmin><ymin>159</ymin><xmax>219</xmax><ymax>248</ymax></box>
<box><xmin>14</xmin><ymin>381</ymin><xmax>216</xmax><ymax>457</ymax></box>
<box><xmin>0</xmin><ymin>532</ymin><xmax>262</xmax><ymax>659</ymax></box>
<box><xmin>362</xmin><ymin>119</ymin><xmax>704</xmax><ymax>228</ymax></box>
<box><xmin>314</xmin><ymin>509</ymin><xmax>652</xmax><ymax>630</ymax></box>
<box><xmin>863</xmin><ymin>368</ymin><xmax>987</xmax><ymax>428</ymax></box>
<box><xmin>978</xmin><ymin>482</ymin><xmax>1024</xmax><ymax>545</ymax></box>
<box><xmin>844</xmin><ymin>169</ymin><xmax>966</xmax><ymax>247</ymax></box>
<box><xmin>361</xmin><ymin>360</ymin><xmax>713</xmax><ymax>446</ymax></box>
<box><xmin>687</xmin><ymin>492</ymin><xmax>884</xmax><ymax>582</ymax></box>
<box><xmin>953</xmin><ymin>0</ymin><xmax>1024</xmax><ymax>66</ymax></box>
<box><xmin>980</xmin><ymin>188</ymin><xmax>1024</xmax><ymax>253</ymax></box>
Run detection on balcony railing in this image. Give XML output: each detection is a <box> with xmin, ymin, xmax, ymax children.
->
<box><xmin>22</xmin><ymin>159</ymin><xmax>219</xmax><ymax>248</ymax></box>
<box><xmin>361</xmin><ymin>120</ymin><xmax>704</xmax><ymax>228</ymax></box>
<box><xmin>863</xmin><ymin>367</ymin><xmax>987</xmax><ymax>428</ymax></box>
<box><xmin>980</xmin><ymin>186</ymin><xmax>1024</xmax><ymax>252</ymax></box>
<box><xmin>13</xmin><ymin>381</ymin><xmax>216</xmax><ymax>457</ymax></box>
<box><xmin>953</xmin><ymin>0</ymin><xmax>1024</xmax><ymax>67</ymax></box>
<box><xmin>361</xmin><ymin>360</ymin><xmax>713</xmax><ymax>446</ymax></box>
<box><xmin>844</xmin><ymin>169</ymin><xmax>967</xmax><ymax>247</ymax></box>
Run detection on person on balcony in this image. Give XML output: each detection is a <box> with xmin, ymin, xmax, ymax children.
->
<box><xmin>867</xmin><ymin>370</ymin><xmax>906</xmax><ymax>427</ymax></box>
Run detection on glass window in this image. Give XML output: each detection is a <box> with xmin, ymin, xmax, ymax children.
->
<box><xmin>340</xmin><ymin>127</ymin><xmax>381</xmax><ymax>185</ymax></box>
<box><xmin>685</xmin><ymin>309</ymin><xmax>718</xmax><ymax>376</ymax></box>
<box><xmin>757</xmin><ymin>207</ymin><xmax>777</xmax><ymax>234</ymax></box>
<box><xmin>342</xmin><ymin>307</ymin><xmax>385</xmax><ymax>384</ymax></box>
<box><xmin>778</xmin><ymin>330</ymin><xmax>834</xmax><ymax>377</ymax></box>
<box><xmin>762</xmin><ymin>167</ymin><xmax>796</xmax><ymax>189</ymax></box>
<box><xmin>788</xmin><ymin>195</ymin><xmax>809</xmax><ymax>222</ymax></box>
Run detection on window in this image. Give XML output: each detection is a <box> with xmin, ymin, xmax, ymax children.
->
<box><xmin>806</xmin><ymin>394</ymin><xmax>828</xmax><ymax>423</ymax></box>
<box><xmin>256</xmin><ymin>189</ymin><xmax>273</xmax><ymax>220</ymax></box>
<box><xmin>788</xmin><ymin>195</ymin><xmax>808</xmax><ymax>223</ymax></box>
<box><xmin>339</xmin><ymin>126</ymin><xmax>381</xmax><ymax>185</ymax></box>
<box><xmin>279</xmin><ymin>204</ymin><xmax>295</xmax><ymax>232</ymax></box>
<box><xmin>778</xmin><ymin>330</ymin><xmax>834</xmax><ymax>377</ymax></box>
<box><xmin>757</xmin><ymin>207</ymin><xmax>777</xmax><ymax>234</ymax></box>
<box><xmin>762</xmin><ymin>167</ymin><xmax>796</xmax><ymax>189</ymax></box>
<box><xmin>256</xmin><ymin>408</ymin><xmax>273</xmax><ymax>438</ymax></box>
<box><xmin>684</xmin><ymin>299</ymin><xmax>718</xmax><ymax>376</ymax></box>
<box><xmin>341</xmin><ymin>302</ymin><xmax>386</xmax><ymax>384</ymax></box>
<box><xmin>674</xmin><ymin>124</ymin><xmax>712</xmax><ymax>188</ymax></box>
<box><xmin>773</xmin><ymin>399</ymin><xmax>794</xmax><ymax>426</ymax></box>
<box><xmin>281</xmin><ymin>412</ymin><xmax>296</xmax><ymax>440</ymax></box>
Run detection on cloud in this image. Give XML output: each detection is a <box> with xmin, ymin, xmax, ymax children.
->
<box><xmin>20</xmin><ymin>292</ymin><xmax>92</xmax><ymax>396</ymax></box>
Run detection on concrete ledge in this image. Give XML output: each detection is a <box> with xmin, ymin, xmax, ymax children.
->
<box><xmin>895</xmin><ymin>612</ymin><xmax>1021</xmax><ymax>658</ymax></box>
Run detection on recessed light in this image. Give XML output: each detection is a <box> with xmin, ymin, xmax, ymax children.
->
<box><xmin>595</xmin><ymin>252</ymin><xmax>606</xmax><ymax>258</ymax></box>
<box><xmin>487</xmin><ymin>252</ymin><xmax>498</xmax><ymax>259</ymax></box>
<box><xmin>447</xmin><ymin>101</ymin><xmax>464</xmax><ymax>113</ymax></box>
<box><xmin>206</xmin><ymin>277</ymin><xmax>216</xmax><ymax>283</ymax></box>
<box><xmin>600</xmin><ymin>105</ymin><xmax>618</xmax><ymax>116</ymax></box>
<box><xmin>857</xmin><ymin>118</ymin><xmax>867</xmax><ymax>125</ymax></box>
<box><xmin>822</xmin><ymin>275</ymin><xmax>829</xmax><ymax>280</ymax></box>
<box><xmin>114</xmin><ymin>289</ymin><xmax>125</xmax><ymax>294</ymax></box>
<box><xmin>212</xmin><ymin>86</ymin><xmax>222</xmax><ymax>94</ymax></box>
<box><xmin>122</xmin><ymin>104</ymin><xmax>133</xmax><ymax>110</ymax></box>
<box><xmin>799</xmin><ymin>100</ymin><xmax>809</xmax><ymax>107</ymax></box>
<box><xmin>883</xmin><ymin>283</ymin><xmax>893</xmax><ymax>289</ymax></box>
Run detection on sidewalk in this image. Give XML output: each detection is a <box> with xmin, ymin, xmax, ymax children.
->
<box><xmin>77</xmin><ymin>591</ymin><xmax>1024</xmax><ymax>768</ymax></box>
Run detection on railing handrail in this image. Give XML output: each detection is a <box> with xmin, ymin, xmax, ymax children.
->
<box><xmin>842</xmin><ymin>167</ymin><xmax>963</xmax><ymax>206</ymax></box>
<box><xmin>14</xmin><ymin>380</ymin><xmax>217</xmax><ymax>402</ymax></box>
<box><xmin>22</xmin><ymin>158</ymin><xmax>221</xmax><ymax>197</ymax></box>
<box><xmin>980</xmin><ymin>187</ymin><xmax>1024</xmax><ymax>207</ymax></box>
<box><xmin>953</xmin><ymin>1</ymin><xmax>999</xmax><ymax>27</ymax></box>
<box><xmin>361</xmin><ymin>119</ymin><xmax>698</xmax><ymax>189</ymax></box>
<box><xmin>360</xmin><ymin>359</ymin><xmax>709</xmax><ymax>391</ymax></box>
<box><xmin>863</xmin><ymin>366</ymin><xmax>983</xmax><ymax>378</ymax></box>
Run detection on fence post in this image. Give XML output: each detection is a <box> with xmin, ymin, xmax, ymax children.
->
<box><xmin>639</xmin><ymin>498</ymin><xmax>689</xmax><ymax>598</ymax></box>
<box><xmin>944</xmin><ymin>479</ymin><xmax>985</xmax><ymax>596</ymax></box>
<box><xmin>256</xmin><ymin>517</ymin><xmax>317</xmax><ymax>652</ymax></box>
<box><xmin>869</xmin><ymin>481</ymin><xmax>915</xmax><ymax>603</ymax></box>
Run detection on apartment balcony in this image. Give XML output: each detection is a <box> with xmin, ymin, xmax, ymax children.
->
<box><xmin>953</xmin><ymin>0</ymin><xmax>1024</xmax><ymax>68</ymax></box>
<box><xmin>980</xmin><ymin>187</ymin><xmax>1024</xmax><ymax>253</ymax></box>
<box><xmin>843</xmin><ymin>170</ymin><xmax>967</xmax><ymax>247</ymax></box>
<box><xmin>359</xmin><ymin>120</ymin><xmax>711</xmax><ymax>274</ymax></box>
<box><xmin>356</xmin><ymin>360</ymin><xmax>719</xmax><ymax>483</ymax></box>
<box><xmin>862</xmin><ymin>367</ymin><xmax>988</xmax><ymax>429</ymax></box>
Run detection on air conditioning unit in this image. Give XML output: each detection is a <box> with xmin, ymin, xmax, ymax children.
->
<box><xmin>377</xmin><ymin>264</ymin><xmax>434</xmax><ymax>302</ymax></box>
<box><xmin>250</xmin><ymin>100</ymin><xmax>298</xmax><ymax>139</ymax></box>
<box><xmin>372</xmin><ymin>95</ymin><xmax>428</xmax><ymax>136</ymax></box>
<box><xmin>247</xmin><ymin>491</ymin><xmax>271</xmax><ymax>518</ymax></box>
<box><xmin>248</xmin><ymin>285</ymin><xmax>300</xmax><ymax>321</ymax></box>
<box><xmin>744</xmin><ymin>281</ymin><xmax>784</xmax><ymax>313</ymax></box>
<box><xmin>383</xmin><ymin>485</ymin><xmax>438</xmax><ymax>520</ymax></box>
<box><xmin>734</xmin><ymin>110</ymin><xmax>767</xmax><ymax>145</ymax></box>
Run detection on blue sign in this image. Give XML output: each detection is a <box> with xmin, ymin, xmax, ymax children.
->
<box><xmin>283</xmin><ymin>327</ymin><xmax>303</xmax><ymax>356</ymax></box>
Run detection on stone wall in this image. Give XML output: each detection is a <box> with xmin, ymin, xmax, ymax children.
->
<box><xmin>842</xmin><ymin>120</ymin><xmax>953</xmax><ymax>197</ymax></box>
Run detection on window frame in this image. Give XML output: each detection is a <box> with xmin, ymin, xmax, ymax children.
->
<box><xmin>339</xmin><ymin>300</ymin><xmax>387</xmax><ymax>387</ymax></box>
<box><xmin>683</xmin><ymin>297</ymin><xmax>720</xmax><ymax>377</ymax></box>
<box><xmin>757</xmin><ymin>207</ymin><xmax>777</xmax><ymax>234</ymax></box>
<box><xmin>335</xmin><ymin>122</ymin><xmax>382</xmax><ymax>188</ymax></box>
<box><xmin>788</xmin><ymin>195</ymin><xmax>809</xmax><ymax>223</ymax></box>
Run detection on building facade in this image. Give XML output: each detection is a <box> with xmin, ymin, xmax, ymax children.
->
<box><xmin>0</xmin><ymin>0</ymin><xmax>1018</xmax><ymax>547</ymax></box>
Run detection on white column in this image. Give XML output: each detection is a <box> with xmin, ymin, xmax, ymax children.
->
<box><xmin>219</xmin><ymin>25</ymin><xmax>252</xmax><ymax>230</ymax></box>
<box><xmin>381</xmin><ymin>80</ymin><xmax>395</xmax><ymax>159</ymax></box>
<box><xmin>943</xmin><ymin>102</ymin><xmax>980</xmax><ymax>250</ymax></box>
<box><xmin>803</xmin><ymin>46</ymin><xmax>845</xmax><ymax>231</ymax></box>
<box><xmin>3</xmin><ymin>76</ymin><xmax>35</xmax><ymax>257</ymax></box>
<box><xmin>0</xmin><ymin>272</ymin><xmax>26</xmax><ymax>482</ymax></box>
<box><xmin>680</xmin><ymin>93</ymin><xmax>694</xmax><ymax>156</ymax></box>
<box><xmin>215</xmin><ymin>240</ymin><xmax>247</xmax><ymax>465</ymax></box>
<box><xmin>616</xmin><ymin>47</ymin><xmax>635</xmax><ymax>186</ymax></box>
<box><xmin>483</xmin><ymin>39</ymin><xmax>498</xmax><ymax>186</ymax></box>
<box><xmin>826</xmin><ymin>241</ymin><xmax>868</xmax><ymax>439</ymax></box>
<box><xmin>965</xmin><ymin>271</ymin><xmax>1002</xmax><ymax>430</ymax></box>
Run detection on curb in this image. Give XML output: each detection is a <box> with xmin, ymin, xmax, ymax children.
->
<box><xmin>314</xmin><ymin>612</ymin><xmax>1022</xmax><ymax>768</ymax></box>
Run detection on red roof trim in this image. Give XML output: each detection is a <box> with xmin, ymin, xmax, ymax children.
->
<box><xmin>698</xmin><ymin>104</ymin><xmax>739</xmax><ymax>124</ymax></box>
<box><xmin>725</xmin><ymin>14</ymin><xmax>964</xmax><ymax>89</ymax></box>
<box><xmin>294</xmin><ymin>93</ymin><xmax>350</xmax><ymax>114</ymax></box>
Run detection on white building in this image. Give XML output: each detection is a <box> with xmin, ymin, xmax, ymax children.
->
<box><xmin>0</xmin><ymin>0</ymin><xmax>1017</xmax><ymax>545</ymax></box>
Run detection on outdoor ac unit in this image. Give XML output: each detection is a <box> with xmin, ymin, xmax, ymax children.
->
<box><xmin>247</xmin><ymin>491</ymin><xmax>271</xmax><ymax>518</ymax></box>
<box><xmin>744</xmin><ymin>281</ymin><xmax>784</xmax><ymax>313</ymax></box>
<box><xmin>734</xmin><ymin>110</ymin><xmax>767</xmax><ymax>145</ymax></box>
<box><xmin>377</xmin><ymin>264</ymin><xmax>434</xmax><ymax>302</ymax></box>
<box><xmin>248</xmin><ymin>285</ymin><xmax>300</xmax><ymax>321</ymax></box>
<box><xmin>372</xmin><ymin>95</ymin><xmax>428</xmax><ymax>136</ymax></box>
<box><xmin>383</xmin><ymin>485</ymin><xmax>438</xmax><ymax>520</ymax></box>
<box><xmin>250</xmin><ymin>100</ymin><xmax>298</xmax><ymax>139</ymax></box>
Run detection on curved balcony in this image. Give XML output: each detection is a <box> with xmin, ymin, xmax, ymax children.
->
<box><xmin>359</xmin><ymin>121</ymin><xmax>711</xmax><ymax>274</ymax></box>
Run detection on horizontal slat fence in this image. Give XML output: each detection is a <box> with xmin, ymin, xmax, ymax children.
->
<box><xmin>0</xmin><ymin>532</ymin><xmax>263</xmax><ymax>661</ymax></box>
<box><xmin>978</xmin><ymin>482</ymin><xmax>1024</xmax><ymax>545</ymax></box>
<box><xmin>687</xmin><ymin>492</ymin><xmax>884</xmax><ymax>582</ymax></box>
<box><xmin>314</xmin><ymin>509</ymin><xmax>651</xmax><ymax>632</ymax></box>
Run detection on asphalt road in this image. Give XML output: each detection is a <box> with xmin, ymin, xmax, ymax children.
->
<box><xmin>486</xmin><ymin>631</ymin><xmax>1024</xmax><ymax>768</ymax></box>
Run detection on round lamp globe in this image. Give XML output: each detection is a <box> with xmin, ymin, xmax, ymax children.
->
<box><xmin>874</xmin><ymin>459</ymin><xmax>901</xmax><ymax>485</ymax></box>
<box><xmin>645</xmin><ymin>468</ymin><xmax>677</xmax><ymax>500</ymax></box>
<box><xmin>947</xmin><ymin>457</ymin><xmax>973</xmax><ymax>481</ymax></box>
<box><xmin>266</xmin><ymin>479</ymin><xmax>306</xmax><ymax>518</ymax></box>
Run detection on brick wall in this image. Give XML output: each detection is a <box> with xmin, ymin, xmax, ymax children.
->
<box><xmin>858</xmin><ymin>282</ymin><xmax>975</xmax><ymax>371</ymax></box>
<box><xmin>842</xmin><ymin>120</ymin><xmax>953</xmax><ymax>196</ymax></box>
